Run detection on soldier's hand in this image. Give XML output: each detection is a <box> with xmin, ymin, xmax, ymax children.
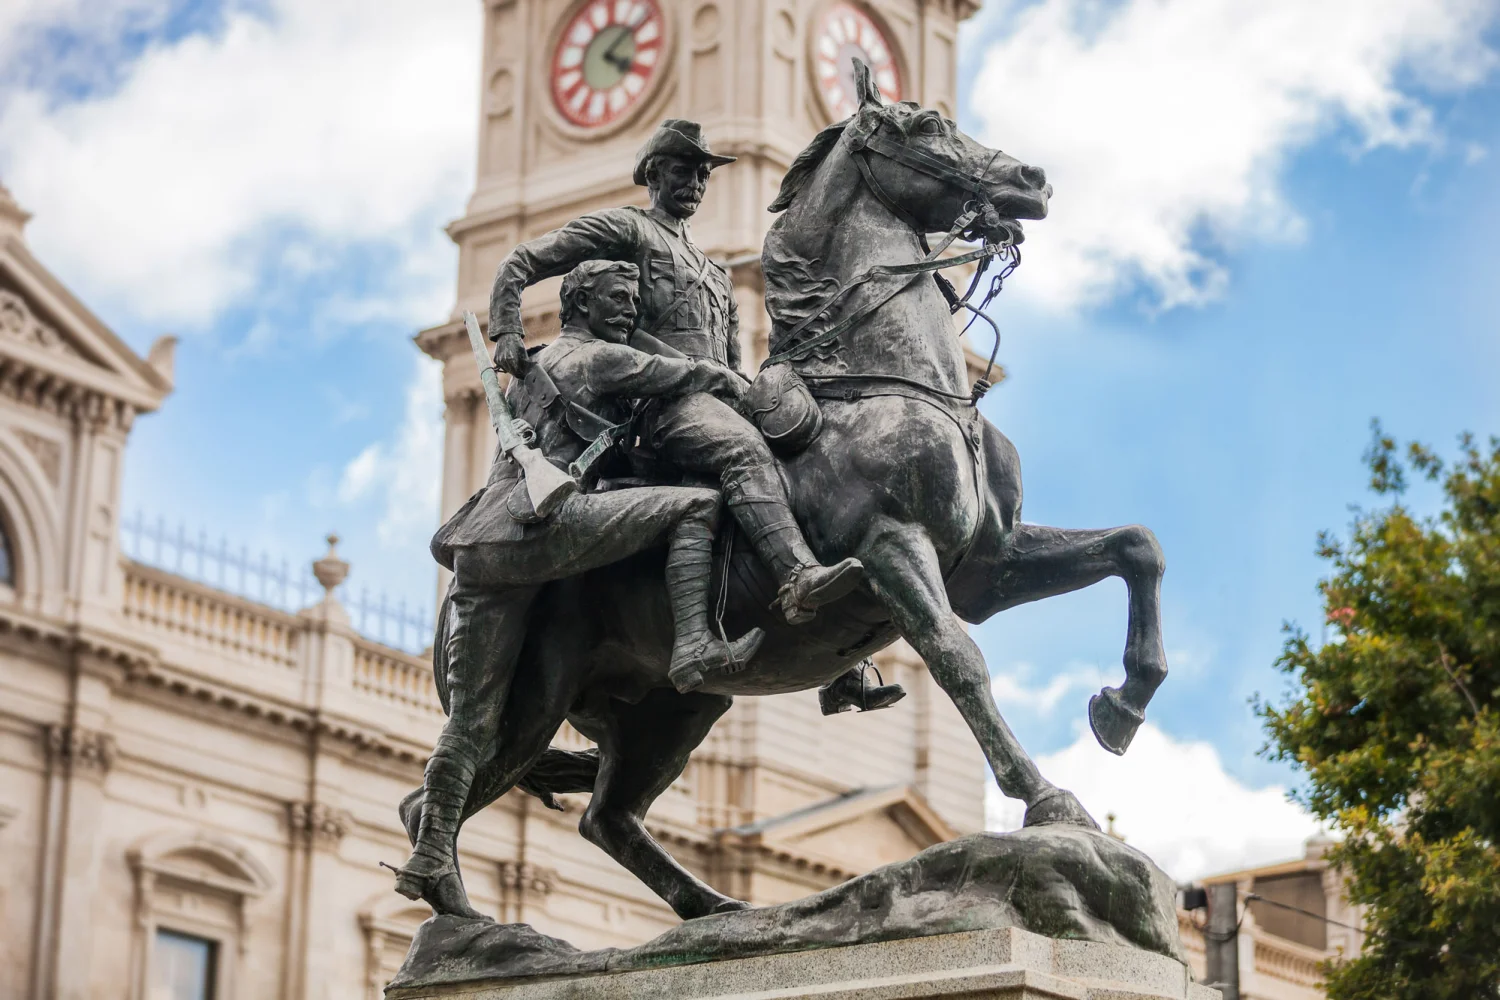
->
<box><xmin>706</xmin><ymin>364</ymin><xmax>749</xmax><ymax>404</ymax></box>
<box><xmin>493</xmin><ymin>333</ymin><xmax>530</xmax><ymax>375</ymax></box>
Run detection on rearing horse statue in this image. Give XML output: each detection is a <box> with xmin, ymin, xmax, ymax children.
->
<box><xmin>407</xmin><ymin>61</ymin><xmax>1169</xmax><ymax>923</ymax></box>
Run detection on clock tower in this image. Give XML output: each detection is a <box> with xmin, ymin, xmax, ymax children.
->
<box><xmin>416</xmin><ymin>0</ymin><xmax>988</xmax><ymax>911</ymax></box>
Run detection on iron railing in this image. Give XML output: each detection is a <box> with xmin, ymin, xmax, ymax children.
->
<box><xmin>120</xmin><ymin>510</ymin><xmax>434</xmax><ymax>654</ymax></box>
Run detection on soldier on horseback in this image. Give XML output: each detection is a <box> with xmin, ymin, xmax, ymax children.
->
<box><xmin>489</xmin><ymin>121</ymin><xmax>873</xmax><ymax>659</ymax></box>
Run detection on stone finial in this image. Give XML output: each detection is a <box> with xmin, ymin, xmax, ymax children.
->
<box><xmin>0</xmin><ymin>181</ymin><xmax>31</xmax><ymax>239</ymax></box>
<box><xmin>146</xmin><ymin>334</ymin><xmax>177</xmax><ymax>386</ymax></box>
<box><xmin>1304</xmin><ymin>828</ymin><xmax>1334</xmax><ymax>860</ymax></box>
<box><xmin>313</xmin><ymin>533</ymin><xmax>350</xmax><ymax>593</ymax></box>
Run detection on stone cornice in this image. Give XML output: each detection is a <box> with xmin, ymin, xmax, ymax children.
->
<box><xmin>0</xmin><ymin>347</ymin><xmax>141</xmax><ymax>432</ymax></box>
<box><xmin>0</xmin><ymin>602</ymin><xmax>430</xmax><ymax>769</ymax></box>
<box><xmin>0</xmin><ymin>604</ymin><xmax>157</xmax><ymax>675</ymax></box>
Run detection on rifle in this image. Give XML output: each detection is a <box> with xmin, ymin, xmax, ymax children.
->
<box><xmin>463</xmin><ymin>311</ymin><xmax>577</xmax><ymax>518</ymax></box>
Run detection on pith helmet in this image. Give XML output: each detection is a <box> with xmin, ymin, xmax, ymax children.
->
<box><xmin>633</xmin><ymin>119</ymin><xmax>736</xmax><ymax>186</ymax></box>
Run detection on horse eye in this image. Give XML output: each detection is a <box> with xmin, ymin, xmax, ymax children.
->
<box><xmin>920</xmin><ymin>118</ymin><xmax>944</xmax><ymax>135</ymax></box>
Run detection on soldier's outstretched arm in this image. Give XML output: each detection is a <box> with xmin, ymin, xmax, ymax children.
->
<box><xmin>586</xmin><ymin>343</ymin><xmax>743</xmax><ymax>403</ymax></box>
<box><xmin>488</xmin><ymin>209</ymin><xmax>646</xmax><ymax>369</ymax></box>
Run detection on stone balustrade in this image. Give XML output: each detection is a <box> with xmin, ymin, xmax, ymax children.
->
<box><xmin>352</xmin><ymin>641</ymin><xmax>442</xmax><ymax>715</ymax></box>
<box><xmin>123</xmin><ymin>560</ymin><xmax>301</xmax><ymax>672</ymax></box>
<box><xmin>1177</xmin><ymin>911</ymin><xmax>1326</xmax><ymax>996</ymax></box>
<box><xmin>1252</xmin><ymin>934</ymin><xmax>1324</xmax><ymax>989</ymax></box>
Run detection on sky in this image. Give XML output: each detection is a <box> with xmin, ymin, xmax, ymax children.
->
<box><xmin>3</xmin><ymin>0</ymin><xmax>1500</xmax><ymax>881</ymax></box>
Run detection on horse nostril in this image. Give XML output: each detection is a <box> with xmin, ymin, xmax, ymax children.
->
<box><xmin>1020</xmin><ymin>164</ymin><xmax>1047</xmax><ymax>190</ymax></box>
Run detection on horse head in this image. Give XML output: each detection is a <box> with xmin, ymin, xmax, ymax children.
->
<box><xmin>771</xmin><ymin>59</ymin><xmax>1050</xmax><ymax>245</ymax></box>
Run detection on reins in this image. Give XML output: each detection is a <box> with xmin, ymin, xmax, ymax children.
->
<box><xmin>762</xmin><ymin>115</ymin><xmax>1020</xmax><ymax>406</ymax></box>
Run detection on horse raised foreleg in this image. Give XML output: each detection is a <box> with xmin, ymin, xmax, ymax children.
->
<box><xmin>862</xmin><ymin>518</ymin><xmax>1096</xmax><ymax>829</ymax></box>
<box><xmin>574</xmin><ymin>687</ymin><xmax>748</xmax><ymax>920</ymax></box>
<box><xmin>973</xmin><ymin>522</ymin><xmax>1167</xmax><ymax>756</ymax></box>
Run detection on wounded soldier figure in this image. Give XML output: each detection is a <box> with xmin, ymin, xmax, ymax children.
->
<box><xmin>392</xmin><ymin>260</ymin><xmax>764</xmax><ymax>918</ymax></box>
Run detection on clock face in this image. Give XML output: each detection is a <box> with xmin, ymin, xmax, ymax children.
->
<box><xmin>812</xmin><ymin>2</ymin><xmax>902</xmax><ymax>121</ymax></box>
<box><xmin>551</xmin><ymin>0</ymin><xmax>666</xmax><ymax>128</ymax></box>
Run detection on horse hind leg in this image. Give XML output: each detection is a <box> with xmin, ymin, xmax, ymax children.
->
<box><xmin>575</xmin><ymin>688</ymin><xmax>746</xmax><ymax>920</ymax></box>
<box><xmin>965</xmin><ymin>521</ymin><xmax>1168</xmax><ymax>756</ymax></box>
<box><xmin>861</xmin><ymin>517</ymin><xmax>1096</xmax><ymax>829</ymax></box>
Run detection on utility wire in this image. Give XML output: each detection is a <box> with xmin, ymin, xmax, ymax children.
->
<box><xmin>1242</xmin><ymin>893</ymin><xmax>1366</xmax><ymax>938</ymax></box>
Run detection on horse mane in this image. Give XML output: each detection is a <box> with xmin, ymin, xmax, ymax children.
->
<box><xmin>767</xmin><ymin>120</ymin><xmax>849</xmax><ymax>213</ymax></box>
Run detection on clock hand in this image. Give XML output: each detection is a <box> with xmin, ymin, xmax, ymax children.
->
<box><xmin>603</xmin><ymin>27</ymin><xmax>634</xmax><ymax>73</ymax></box>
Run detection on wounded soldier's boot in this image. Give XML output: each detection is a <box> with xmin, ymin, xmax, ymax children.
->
<box><xmin>725</xmin><ymin>467</ymin><xmax>862</xmax><ymax>625</ymax></box>
<box><xmin>667</xmin><ymin>507</ymin><xmax>765</xmax><ymax>693</ymax></box>
<box><xmin>385</xmin><ymin>732</ymin><xmax>486</xmax><ymax>920</ymax></box>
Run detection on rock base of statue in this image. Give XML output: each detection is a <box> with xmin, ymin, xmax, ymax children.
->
<box><xmin>388</xmin><ymin>827</ymin><xmax>1215</xmax><ymax>999</ymax></box>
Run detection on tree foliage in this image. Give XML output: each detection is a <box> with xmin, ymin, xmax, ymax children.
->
<box><xmin>1260</xmin><ymin>423</ymin><xmax>1500</xmax><ymax>999</ymax></box>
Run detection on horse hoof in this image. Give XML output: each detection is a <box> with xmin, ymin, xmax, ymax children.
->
<box><xmin>1088</xmin><ymin>688</ymin><xmax>1144</xmax><ymax>757</ymax></box>
<box><xmin>1022</xmin><ymin>788</ymin><xmax>1099</xmax><ymax>830</ymax></box>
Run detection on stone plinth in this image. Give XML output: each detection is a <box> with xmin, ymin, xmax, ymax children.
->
<box><xmin>386</xmin><ymin>926</ymin><xmax>1221</xmax><ymax>999</ymax></box>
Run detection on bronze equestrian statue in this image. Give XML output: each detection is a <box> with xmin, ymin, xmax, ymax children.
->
<box><xmin>395</xmin><ymin>62</ymin><xmax>1169</xmax><ymax>925</ymax></box>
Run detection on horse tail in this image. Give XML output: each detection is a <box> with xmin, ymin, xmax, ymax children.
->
<box><xmin>431</xmin><ymin>580</ymin><xmax>454</xmax><ymax>715</ymax></box>
<box><xmin>516</xmin><ymin>747</ymin><xmax>601</xmax><ymax>810</ymax></box>
<box><xmin>432</xmin><ymin>577</ymin><xmax>599</xmax><ymax>809</ymax></box>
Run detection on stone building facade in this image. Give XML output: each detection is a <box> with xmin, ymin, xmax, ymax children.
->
<box><xmin>0</xmin><ymin>1</ymin><xmax>992</xmax><ymax>997</ymax></box>
<box><xmin>1177</xmin><ymin>835</ymin><xmax>1365</xmax><ymax>1000</ymax></box>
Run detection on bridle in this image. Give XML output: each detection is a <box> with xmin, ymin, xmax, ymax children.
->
<box><xmin>843</xmin><ymin>114</ymin><xmax>1007</xmax><ymax>244</ymax></box>
<box><xmin>762</xmin><ymin>109</ymin><xmax>1022</xmax><ymax>405</ymax></box>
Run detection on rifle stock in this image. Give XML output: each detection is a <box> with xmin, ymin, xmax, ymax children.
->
<box><xmin>463</xmin><ymin>311</ymin><xmax>577</xmax><ymax>518</ymax></box>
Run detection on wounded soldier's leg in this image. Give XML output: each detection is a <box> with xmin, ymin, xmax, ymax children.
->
<box><xmin>665</xmin><ymin>495</ymin><xmax>765</xmax><ymax>693</ymax></box>
<box><xmin>392</xmin><ymin>584</ymin><xmax>531</xmax><ymax>919</ymax></box>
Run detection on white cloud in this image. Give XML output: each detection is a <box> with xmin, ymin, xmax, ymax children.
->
<box><xmin>969</xmin><ymin>0</ymin><xmax>1498</xmax><ymax>311</ymax></box>
<box><xmin>337</xmin><ymin>355</ymin><xmax>443</xmax><ymax>546</ymax></box>
<box><xmin>988</xmin><ymin>723</ymin><xmax>1320</xmax><ymax>881</ymax></box>
<box><xmin>992</xmin><ymin>662</ymin><xmax>1110</xmax><ymax>715</ymax></box>
<box><xmin>0</xmin><ymin>0</ymin><xmax>478</xmax><ymax>326</ymax></box>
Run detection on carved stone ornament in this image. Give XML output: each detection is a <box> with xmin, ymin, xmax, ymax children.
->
<box><xmin>0</xmin><ymin>289</ymin><xmax>79</xmax><ymax>358</ymax></box>
<box><xmin>498</xmin><ymin>860</ymin><xmax>557</xmax><ymax>897</ymax></box>
<box><xmin>16</xmin><ymin>427</ymin><xmax>63</xmax><ymax>486</ymax></box>
<box><xmin>43</xmin><ymin>723</ymin><xmax>117</xmax><ymax>774</ymax></box>
<box><xmin>287</xmin><ymin>800</ymin><xmax>353</xmax><ymax>848</ymax></box>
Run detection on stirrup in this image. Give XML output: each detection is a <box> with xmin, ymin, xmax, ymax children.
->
<box><xmin>380</xmin><ymin>859</ymin><xmax>486</xmax><ymax>920</ymax></box>
<box><xmin>380</xmin><ymin>859</ymin><xmax>456</xmax><ymax>902</ymax></box>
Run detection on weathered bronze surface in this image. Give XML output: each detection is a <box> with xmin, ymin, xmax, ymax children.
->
<box><xmin>389</xmin><ymin>828</ymin><xmax>1186</xmax><ymax>992</ymax></box>
<box><xmin>392</xmin><ymin>59</ymin><xmax>1174</xmax><ymax>971</ymax></box>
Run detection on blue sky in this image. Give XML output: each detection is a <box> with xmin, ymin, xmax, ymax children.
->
<box><xmin>3</xmin><ymin>0</ymin><xmax>1498</xmax><ymax>877</ymax></box>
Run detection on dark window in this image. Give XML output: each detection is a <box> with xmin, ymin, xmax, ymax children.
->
<box><xmin>152</xmin><ymin>929</ymin><xmax>217</xmax><ymax>1000</ymax></box>
<box><xmin>0</xmin><ymin>518</ymin><xmax>12</xmax><ymax>586</ymax></box>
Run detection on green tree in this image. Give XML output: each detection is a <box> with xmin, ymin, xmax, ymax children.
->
<box><xmin>1260</xmin><ymin>424</ymin><xmax>1500</xmax><ymax>999</ymax></box>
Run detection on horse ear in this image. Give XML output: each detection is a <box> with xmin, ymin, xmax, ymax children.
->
<box><xmin>851</xmin><ymin>57</ymin><xmax>883</xmax><ymax>109</ymax></box>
